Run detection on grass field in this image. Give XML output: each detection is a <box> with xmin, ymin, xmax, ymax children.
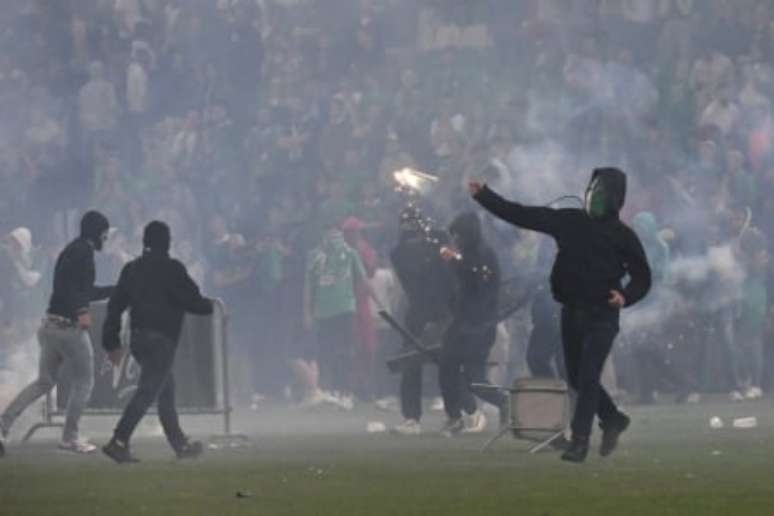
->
<box><xmin>1</xmin><ymin>400</ymin><xmax>774</xmax><ymax>516</ymax></box>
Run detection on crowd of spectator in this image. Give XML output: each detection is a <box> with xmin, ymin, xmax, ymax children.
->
<box><xmin>3</xmin><ymin>0</ymin><xmax>774</xmax><ymax>408</ymax></box>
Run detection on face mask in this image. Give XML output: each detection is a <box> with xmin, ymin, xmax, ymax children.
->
<box><xmin>584</xmin><ymin>178</ymin><xmax>607</xmax><ymax>218</ymax></box>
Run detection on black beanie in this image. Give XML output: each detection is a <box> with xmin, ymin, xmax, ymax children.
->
<box><xmin>80</xmin><ymin>210</ymin><xmax>110</xmax><ymax>250</ymax></box>
<box><xmin>143</xmin><ymin>220</ymin><xmax>171</xmax><ymax>253</ymax></box>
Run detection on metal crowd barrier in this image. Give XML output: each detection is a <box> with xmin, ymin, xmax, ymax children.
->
<box><xmin>23</xmin><ymin>298</ymin><xmax>246</xmax><ymax>444</ymax></box>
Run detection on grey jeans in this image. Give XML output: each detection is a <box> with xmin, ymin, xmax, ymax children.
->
<box><xmin>1</xmin><ymin>322</ymin><xmax>94</xmax><ymax>442</ymax></box>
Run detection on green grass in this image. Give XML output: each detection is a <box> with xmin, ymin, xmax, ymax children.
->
<box><xmin>2</xmin><ymin>401</ymin><xmax>774</xmax><ymax>516</ymax></box>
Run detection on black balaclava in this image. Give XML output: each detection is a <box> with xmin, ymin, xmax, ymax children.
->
<box><xmin>80</xmin><ymin>210</ymin><xmax>110</xmax><ymax>251</ymax></box>
<box><xmin>583</xmin><ymin>167</ymin><xmax>627</xmax><ymax>219</ymax></box>
<box><xmin>143</xmin><ymin>220</ymin><xmax>171</xmax><ymax>254</ymax></box>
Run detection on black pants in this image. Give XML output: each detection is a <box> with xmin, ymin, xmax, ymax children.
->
<box><xmin>439</xmin><ymin>323</ymin><xmax>506</xmax><ymax>420</ymax></box>
<box><xmin>561</xmin><ymin>306</ymin><xmax>622</xmax><ymax>439</ymax></box>
<box><xmin>317</xmin><ymin>313</ymin><xmax>354</xmax><ymax>394</ymax></box>
<box><xmin>113</xmin><ymin>330</ymin><xmax>186</xmax><ymax>451</ymax></box>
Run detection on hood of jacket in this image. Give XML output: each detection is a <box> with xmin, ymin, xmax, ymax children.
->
<box><xmin>80</xmin><ymin>210</ymin><xmax>110</xmax><ymax>251</ymax></box>
<box><xmin>584</xmin><ymin>167</ymin><xmax>627</xmax><ymax>219</ymax></box>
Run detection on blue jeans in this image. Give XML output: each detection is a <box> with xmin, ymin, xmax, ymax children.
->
<box><xmin>1</xmin><ymin>321</ymin><xmax>94</xmax><ymax>442</ymax></box>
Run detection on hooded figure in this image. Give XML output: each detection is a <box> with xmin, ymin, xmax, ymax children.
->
<box><xmin>389</xmin><ymin>207</ymin><xmax>454</xmax><ymax>431</ymax></box>
<box><xmin>447</xmin><ymin>212</ymin><xmax>500</xmax><ymax>327</ymax></box>
<box><xmin>472</xmin><ymin>167</ymin><xmax>651</xmax><ymax>463</ymax></box>
<box><xmin>143</xmin><ymin>220</ymin><xmax>171</xmax><ymax>253</ymax></box>
<box><xmin>0</xmin><ymin>211</ymin><xmax>115</xmax><ymax>456</ymax></box>
<box><xmin>479</xmin><ymin>167</ymin><xmax>649</xmax><ymax>309</ymax></box>
<box><xmin>583</xmin><ymin>167</ymin><xmax>627</xmax><ymax>219</ymax></box>
<box><xmin>437</xmin><ymin>212</ymin><xmax>507</xmax><ymax>437</ymax></box>
<box><xmin>391</xmin><ymin>206</ymin><xmax>453</xmax><ymax>322</ymax></box>
<box><xmin>6</xmin><ymin>227</ymin><xmax>42</xmax><ymax>288</ymax></box>
<box><xmin>80</xmin><ymin>210</ymin><xmax>110</xmax><ymax>251</ymax></box>
<box><xmin>48</xmin><ymin>210</ymin><xmax>113</xmax><ymax>322</ymax></box>
<box><xmin>102</xmin><ymin>220</ymin><xmax>213</xmax><ymax>462</ymax></box>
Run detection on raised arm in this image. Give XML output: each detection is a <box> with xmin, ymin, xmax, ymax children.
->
<box><xmin>470</xmin><ymin>182</ymin><xmax>563</xmax><ymax>237</ymax></box>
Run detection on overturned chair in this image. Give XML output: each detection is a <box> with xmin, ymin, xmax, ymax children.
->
<box><xmin>473</xmin><ymin>376</ymin><xmax>569</xmax><ymax>453</ymax></box>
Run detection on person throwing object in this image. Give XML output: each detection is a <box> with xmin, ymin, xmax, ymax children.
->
<box><xmin>470</xmin><ymin>167</ymin><xmax>651</xmax><ymax>463</ymax></box>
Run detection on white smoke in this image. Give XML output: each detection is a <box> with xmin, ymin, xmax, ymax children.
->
<box><xmin>622</xmin><ymin>243</ymin><xmax>746</xmax><ymax>334</ymax></box>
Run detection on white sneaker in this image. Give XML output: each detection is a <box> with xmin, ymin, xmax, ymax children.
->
<box><xmin>430</xmin><ymin>397</ymin><xmax>445</xmax><ymax>412</ymax></box>
<box><xmin>462</xmin><ymin>410</ymin><xmax>487</xmax><ymax>434</ymax></box>
<box><xmin>58</xmin><ymin>439</ymin><xmax>97</xmax><ymax>454</ymax></box>
<box><xmin>745</xmin><ymin>386</ymin><xmax>763</xmax><ymax>400</ymax></box>
<box><xmin>392</xmin><ymin>419</ymin><xmax>421</xmax><ymax>435</ymax></box>
<box><xmin>729</xmin><ymin>390</ymin><xmax>745</xmax><ymax>402</ymax></box>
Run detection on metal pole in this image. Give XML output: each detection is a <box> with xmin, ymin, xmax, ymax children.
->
<box><xmin>216</xmin><ymin>298</ymin><xmax>232</xmax><ymax>436</ymax></box>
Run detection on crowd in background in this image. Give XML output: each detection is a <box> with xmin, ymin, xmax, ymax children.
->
<box><xmin>3</xmin><ymin>0</ymin><xmax>774</xmax><ymax>409</ymax></box>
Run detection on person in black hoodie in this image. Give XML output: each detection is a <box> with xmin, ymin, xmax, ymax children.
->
<box><xmin>437</xmin><ymin>212</ymin><xmax>508</xmax><ymax>437</ymax></box>
<box><xmin>101</xmin><ymin>221</ymin><xmax>213</xmax><ymax>463</ymax></box>
<box><xmin>389</xmin><ymin>207</ymin><xmax>453</xmax><ymax>435</ymax></box>
<box><xmin>0</xmin><ymin>211</ymin><xmax>113</xmax><ymax>457</ymax></box>
<box><xmin>471</xmin><ymin>167</ymin><xmax>651</xmax><ymax>463</ymax></box>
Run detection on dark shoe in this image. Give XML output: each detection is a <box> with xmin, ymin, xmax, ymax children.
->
<box><xmin>600</xmin><ymin>413</ymin><xmax>630</xmax><ymax>457</ymax></box>
<box><xmin>176</xmin><ymin>440</ymin><xmax>203</xmax><ymax>460</ymax></box>
<box><xmin>102</xmin><ymin>439</ymin><xmax>139</xmax><ymax>464</ymax></box>
<box><xmin>560</xmin><ymin>437</ymin><xmax>589</xmax><ymax>463</ymax></box>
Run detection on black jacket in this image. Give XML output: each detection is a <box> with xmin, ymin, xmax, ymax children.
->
<box><xmin>48</xmin><ymin>238</ymin><xmax>114</xmax><ymax>320</ymax></box>
<box><xmin>102</xmin><ymin>250</ymin><xmax>213</xmax><ymax>351</ymax></box>
<box><xmin>447</xmin><ymin>213</ymin><xmax>500</xmax><ymax>327</ymax></box>
<box><xmin>474</xmin><ymin>168</ymin><xmax>651</xmax><ymax>308</ymax></box>
<box><xmin>390</xmin><ymin>228</ymin><xmax>453</xmax><ymax>322</ymax></box>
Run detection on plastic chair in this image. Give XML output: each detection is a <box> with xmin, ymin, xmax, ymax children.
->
<box><xmin>473</xmin><ymin>377</ymin><xmax>570</xmax><ymax>453</ymax></box>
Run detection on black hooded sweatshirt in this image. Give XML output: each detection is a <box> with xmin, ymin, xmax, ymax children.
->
<box><xmin>390</xmin><ymin>227</ymin><xmax>453</xmax><ymax>322</ymax></box>
<box><xmin>473</xmin><ymin>168</ymin><xmax>651</xmax><ymax>309</ymax></box>
<box><xmin>103</xmin><ymin>250</ymin><xmax>213</xmax><ymax>352</ymax></box>
<box><xmin>447</xmin><ymin>212</ymin><xmax>500</xmax><ymax>327</ymax></box>
<box><xmin>104</xmin><ymin>222</ymin><xmax>213</xmax><ymax>351</ymax></box>
<box><xmin>48</xmin><ymin>211</ymin><xmax>114</xmax><ymax>320</ymax></box>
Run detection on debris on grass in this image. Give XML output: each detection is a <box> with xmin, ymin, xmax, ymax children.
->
<box><xmin>367</xmin><ymin>421</ymin><xmax>387</xmax><ymax>433</ymax></box>
<box><xmin>732</xmin><ymin>417</ymin><xmax>757</xmax><ymax>429</ymax></box>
